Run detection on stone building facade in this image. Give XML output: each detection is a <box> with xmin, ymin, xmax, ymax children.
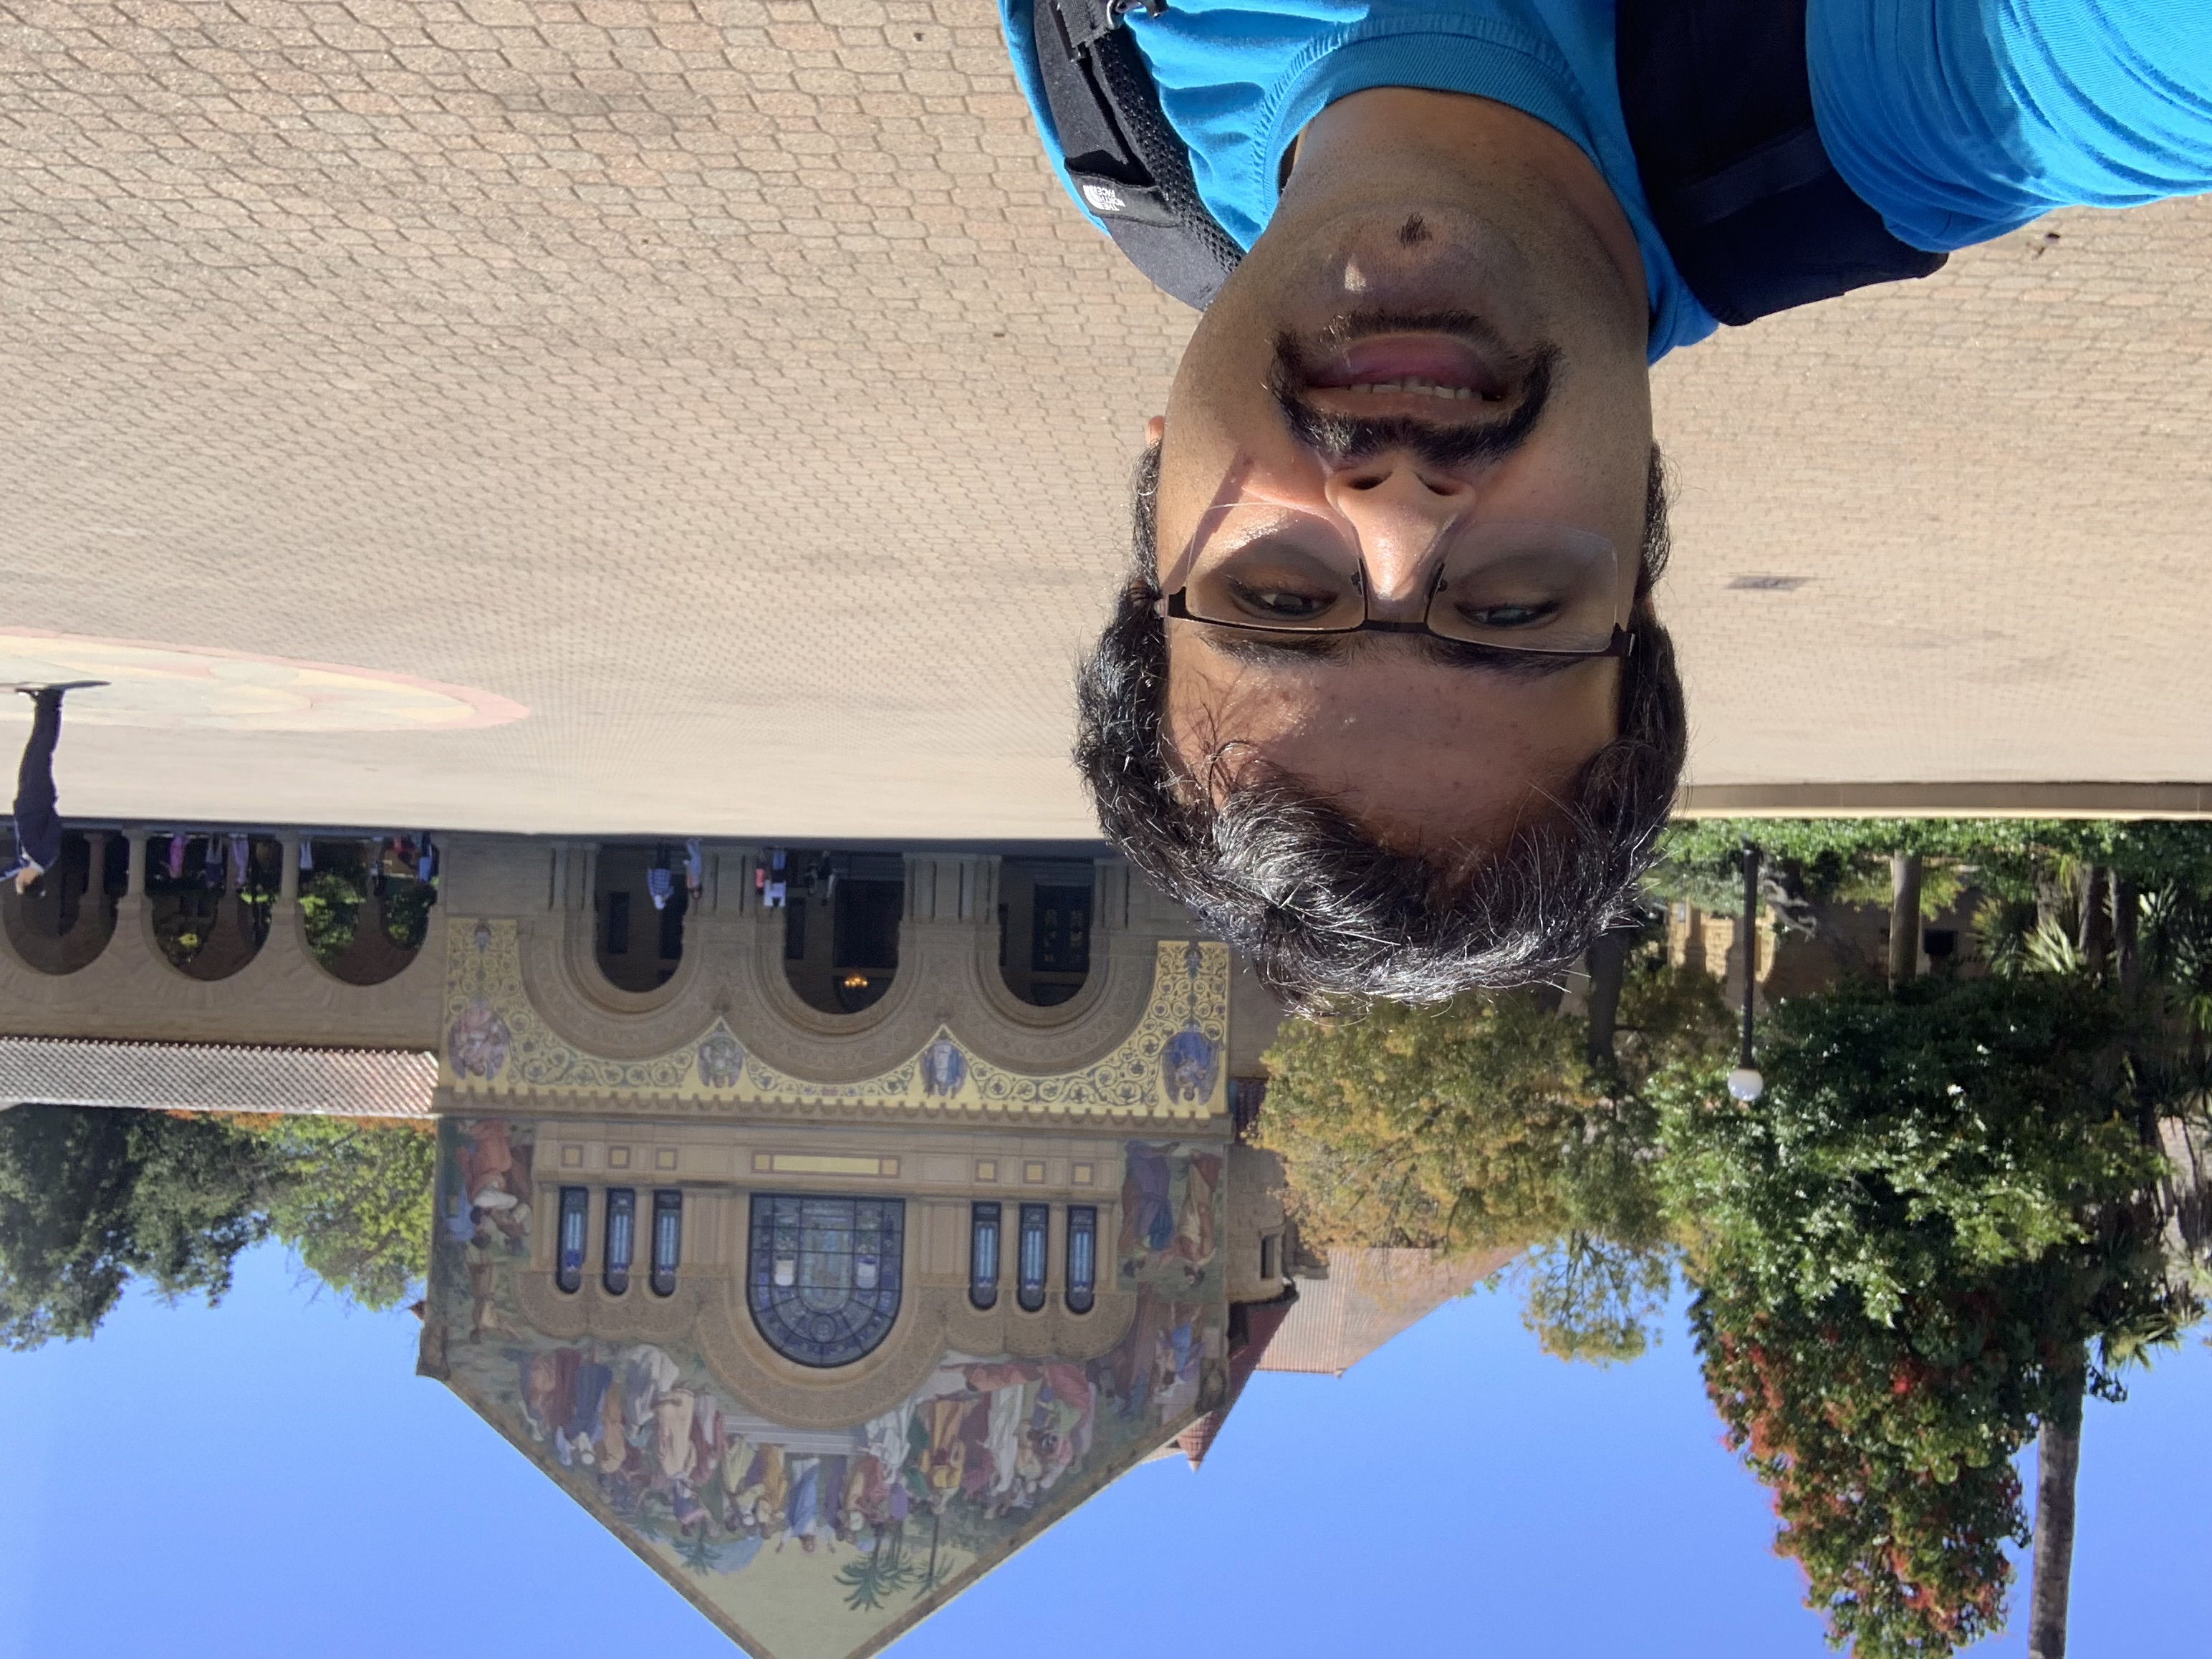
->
<box><xmin>2</xmin><ymin>829</ymin><xmax>1304</xmax><ymax>1659</ymax></box>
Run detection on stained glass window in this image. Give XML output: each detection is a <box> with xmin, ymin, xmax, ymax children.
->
<box><xmin>1016</xmin><ymin>1202</ymin><xmax>1049</xmax><ymax>1312</ymax></box>
<box><xmin>650</xmin><ymin>1189</ymin><xmax>682</xmax><ymax>1297</ymax></box>
<box><xmin>604</xmin><ymin>1188</ymin><xmax>635</xmax><ymax>1295</ymax></box>
<box><xmin>556</xmin><ymin>1187</ymin><xmax>588</xmax><ymax>1294</ymax></box>
<box><xmin>969</xmin><ymin>1201</ymin><xmax>1001</xmax><ymax>1309</ymax></box>
<box><xmin>748</xmin><ymin>1194</ymin><xmax>905</xmax><ymax>1367</ymax></box>
<box><xmin>1065</xmin><ymin>1205</ymin><xmax>1097</xmax><ymax>1314</ymax></box>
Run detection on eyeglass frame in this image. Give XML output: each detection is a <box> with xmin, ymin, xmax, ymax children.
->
<box><xmin>1152</xmin><ymin>457</ymin><xmax>1639</xmax><ymax>661</ymax></box>
<box><xmin>1158</xmin><ymin>589</ymin><xmax>1635</xmax><ymax>658</ymax></box>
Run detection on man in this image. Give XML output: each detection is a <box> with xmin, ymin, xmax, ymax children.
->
<box><xmin>4</xmin><ymin>683</ymin><xmax>106</xmax><ymax>895</ymax></box>
<box><xmin>1001</xmin><ymin>0</ymin><xmax>2211</xmax><ymax>1009</ymax></box>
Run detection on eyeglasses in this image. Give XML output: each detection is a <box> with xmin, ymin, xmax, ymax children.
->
<box><xmin>1159</xmin><ymin>494</ymin><xmax>1634</xmax><ymax>660</ymax></box>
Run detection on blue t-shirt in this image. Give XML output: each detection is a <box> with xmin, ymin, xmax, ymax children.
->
<box><xmin>999</xmin><ymin>0</ymin><xmax>2212</xmax><ymax>360</ymax></box>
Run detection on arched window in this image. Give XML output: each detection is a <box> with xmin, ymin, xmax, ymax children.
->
<box><xmin>997</xmin><ymin>859</ymin><xmax>1095</xmax><ymax>1007</ymax></box>
<box><xmin>592</xmin><ymin>842</ymin><xmax>687</xmax><ymax>992</ymax></box>
<box><xmin>650</xmin><ymin>1190</ymin><xmax>683</xmax><ymax>1297</ymax></box>
<box><xmin>1065</xmin><ymin>1206</ymin><xmax>1097</xmax><ymax>1314</ymax></box>
<box><xmin>301</xmin><ymin>836</ymin><xmax>430</xmax><ymax>987</ymax></box>
<box><xmin>148</xmin><ymin>832</ymin><xmax>285</xmax><ymax>983</ymax></box>
<box><xmin>748</xmin><ymin>1194</ymin><xmax>904</xmax><ymax>1367</ymax></box>
<box><xmin>0</xmin><ymin>829</ymin><xmax>123</xmax><ymax>976</ymax></box>
<box><xmin>1016</xmin><ymin>1203</ymin><xmax>1049</xmax><ymax>1312</ymax></box>
<box><xmin>555</xmin><ymin>1187</ymin><xmax>589</xmax><ymax>1294</ymax></box>
<box><xmin>777</xmin><ymin>848</ymin><xmax>905</xmax><ymax>1014</ymax></box>
<box><xmin>603</xmin><ymin>1188</ymin><xmax>635</xmax><ymax>1294</ymax></box>
<box><xmin>968</xmin><ymin>1202</ymin><xmax>1001</xmax><ymax>1309</ymax></box>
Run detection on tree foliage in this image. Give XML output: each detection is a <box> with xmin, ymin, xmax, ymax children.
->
<box><xmin>1257</xmin><ymin>962</ymin><xmax>1728</xmax><ymax>1362</ymax></box>
<box><xmin>0</xmin><ymin>1104</ymin><xmax>436</xmax><ymax>1350</ymax></box>
<box><xmin>0</xmin><ymin>1105</ymin><xmax>271</xmax><ymax>1349</ymax></box>
<box><xmin>1655</xmin><ymin>818</ymin><xmax>2212</xmax><ymax>920</ymax></box>
<box><xmin>1656</xmin><ymin>973</ymin><xmax>2191</xmax><ymax>1657</ymax></box>
<box><xmin>258</xmin><ymin>1115</ymin><xmax>438</xmax><ymax>1309</ymax></box>
<box><xmin>1259</xmin><ymin>989</ymin><xmax>1655</xmax><ymax>1254</ymax></box>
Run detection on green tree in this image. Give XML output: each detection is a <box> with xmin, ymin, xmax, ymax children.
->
<box><xmin>0</xmin><ymin>1105</ymin><xmax>274</xmax><ymax>1348</ymax></box>
<box><xmin>0</xmin><ymin>1104</ymin><xmax>436</xmax><ymax>1347</ymax></box>
<box><xmin>257</xmin><ymin>1115</ymin><xmax>437</xmax><ymax>1310</ymax></box>
<box><xmin>1657</xmin><ymin>973</ymin><xmax>2191</xmax><ymax>1658</ymax></box>
<box><xmin>1258</xmin><ymin>963</ymin><xmax>1728</xmax><ymax>1362</ymax></box>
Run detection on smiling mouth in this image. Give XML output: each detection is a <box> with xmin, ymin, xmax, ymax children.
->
<box><xmin>1299</xmin><ymin>330</ymin><xmax>1516</xmax><ymax>419</ymax></box>
<box><xmin>1269</xmin><ymin>317</ymin><xmax>1557</xmax><ymax>468</ymax></box>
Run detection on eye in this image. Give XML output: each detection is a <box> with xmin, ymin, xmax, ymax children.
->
<box><xmin>1227</xmin><ymin>578</ymin><xmax>1339</xmax><ymax>620</ymax></box>
<box><xmin>1451</xmin><ymin>599</ymin><xmax>1561</xmax><ymax>630</ymax></box>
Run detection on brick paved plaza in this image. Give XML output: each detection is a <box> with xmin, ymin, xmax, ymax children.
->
<box><xmin>2</xmin><ymin>0</ymin><xmax>2208</xmax><ymax>837</ymax></box>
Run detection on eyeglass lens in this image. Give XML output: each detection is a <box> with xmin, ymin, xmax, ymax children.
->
<box><xmin>1179</xmin><ymin>505</ymin><xmax>1622</xmax><ymax>653</ymax></box>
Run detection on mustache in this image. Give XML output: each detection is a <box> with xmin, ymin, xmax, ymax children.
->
<box><xmin>1266</xmin><ymin>314</ymin><xmax>1557</xmax><ymax>471</ymax></box>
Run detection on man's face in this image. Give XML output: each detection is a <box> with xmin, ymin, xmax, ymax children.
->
<box><xmin>1153</xmin><ymin>193</ymin><xmax>1653</xmax><ymax>861</ymax></box>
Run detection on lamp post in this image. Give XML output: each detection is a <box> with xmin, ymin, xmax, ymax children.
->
<box><xmin>1727</xmin><ymin>840</ymin><xmax>1766</xmax><ymax>1102</ymax></box>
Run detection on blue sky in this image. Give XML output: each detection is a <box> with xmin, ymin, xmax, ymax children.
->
<box><xmin>1</xmin><ymin>1244</ymin><xmax>2203</xmax><ymax>1659</ymax></box>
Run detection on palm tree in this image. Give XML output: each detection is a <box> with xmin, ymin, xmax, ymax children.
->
<box><xmin>1888</xmin><ymin>851</ymin><xmax>1922</xmax><ymax>986</ymax></box>
<box><xmin>2026</xmin><ymin>1345</ymin><xmax>2086</xmax><ymax>1659</ymax></box>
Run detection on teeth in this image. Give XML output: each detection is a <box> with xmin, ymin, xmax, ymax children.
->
<box><xmin>1339</xmin><ymin>381</ymin><xmax>1481</xmax><ymax>400</ymax></box>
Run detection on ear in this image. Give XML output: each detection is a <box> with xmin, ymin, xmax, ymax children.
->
<box><xmin>1145</xmin><ymin>415</ymin><xmax>1165</xmax><ymax>446</ymax></box>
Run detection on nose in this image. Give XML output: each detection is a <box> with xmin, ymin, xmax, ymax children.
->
<box><xmin>1322</xmin><ymin>457</ymin><xmax>1471</xmax><ymax>613</ymax></box>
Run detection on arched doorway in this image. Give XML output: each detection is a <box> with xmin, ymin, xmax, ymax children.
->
<box><xmin>997</xmin><ymin>857</ymin><xmax>1095</xmax><ymax>1007</ymax></box>
<box><xmin>300</xmin><ymin>836</ymin><xmax>436</xmax><ymax>986</ymax></box>
<box><xmin>776</xmin><ymin>849</ymin><xmax>903</xmax><ymax>1014</ymax></box>
<box><xmin>0</xmin><ymin>830</ymin><xmax>126</xmax><ymax>973</ymax></box>
<box><xmin>592</xmin><ymin>842</ymin><xmax>688</xmax><ymax>992</ymax></box>
<box><xmin>147</xmin><ymin>832</ymin><xmax>283</xmax><ymax>980</ymax></box>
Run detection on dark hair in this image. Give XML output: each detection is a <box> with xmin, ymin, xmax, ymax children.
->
<box><xmin>1073</xmin><ymin>441</ymin><xmax>1687</xmax><ymax>1013</ymax></box>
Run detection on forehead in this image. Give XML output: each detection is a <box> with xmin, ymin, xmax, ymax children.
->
<box><xmin>1160</xmin><ymin>625</ymin><xmax>1622</xmax><ymax>846</ymax></box>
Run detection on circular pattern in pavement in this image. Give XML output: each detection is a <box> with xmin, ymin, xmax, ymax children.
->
<box><xmin>0</xmin><ymin>630</ymin><xmax>527</xmax><ymax>733</ymax></box>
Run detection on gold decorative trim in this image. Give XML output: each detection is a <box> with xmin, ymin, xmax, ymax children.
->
<box><xmin>443</xmin><ymin>923</ymin><xmax>1230</xmax><ymax>1122</ymax></box>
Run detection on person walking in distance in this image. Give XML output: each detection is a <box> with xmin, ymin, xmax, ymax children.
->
<box><xmin>4</xmin><ymin>683</ymin><xmax>107</xmax><ymax>895</ymax></box>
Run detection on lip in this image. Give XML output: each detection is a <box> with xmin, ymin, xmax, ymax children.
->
<box><xmin>1304</xmin><ymin>332</ymin><xmax>1512</xmax><ymax>401</ymax></box>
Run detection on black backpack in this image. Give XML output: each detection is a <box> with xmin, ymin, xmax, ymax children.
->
<box><xmin>1027</xmin><ymin>0</ymin><xmax>1944</xmax><ymax>325</ymax></box>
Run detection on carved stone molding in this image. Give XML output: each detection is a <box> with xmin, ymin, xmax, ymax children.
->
<box><xmin>958</xmin><ymin>931</ymin><xmax>1162</xmax><ymax>1073</ymax></box>
<box><xmin>518</xmin><ymin>910</ymin><xmax>722</xmax><ymax>1060</ymax></box>
<box><xmin>443</xmin><ymin>922</ymin><xmax>1234</xmax><ymax>1126</ymax></box>
<box><xmin>1</xmin><ymin>890</ymin><xmax>443</xmax><ymax>1047</ymax></box>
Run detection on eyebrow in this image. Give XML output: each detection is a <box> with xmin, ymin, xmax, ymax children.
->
<box><xmin>1201</xmin><ymin>629</ymin><xmax>1589</xmax><ymax>681</ymax></box>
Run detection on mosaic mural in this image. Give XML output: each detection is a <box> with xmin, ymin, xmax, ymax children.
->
<box><xmin>440</xmin><ymin>922</ymin><xmax>1230</xmax><ymax>1120</ymax></box>
<box><xmin>420</xmin><ymin>1118</ymin><xmax>1228</xmax><ymax>1659</ymax></box>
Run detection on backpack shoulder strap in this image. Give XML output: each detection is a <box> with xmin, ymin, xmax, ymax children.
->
<box><xmin>1615</xmin><ymin>0</ymin><xmax>1945</xmax><ymax>328</ymax></box>
<box><xmin>1030</xmin><ymin>0</ymin><xmax>1241</xmax><ymax>309</ymax></box>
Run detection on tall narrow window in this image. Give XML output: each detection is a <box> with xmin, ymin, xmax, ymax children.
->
<box><xmin>650</xmin><ymin>1190</ymin><xmax>683</xmax><ymax>1297</ymax></box>
<box><xmin>556</xmin><ymin>1187</ymin><xmax>589</xmax><ymax>1294</ymax></box>
<box><xmin>969</xmin><ymin>1202</ymin><xmax>1001</xmax><ymax>1310</ymax></box>
<box><xmin>604</xmin><ymin>1188</ymin><xmax>635</xmax><ymax>1295</ymax></box>
<box><xmin>1016</xmin><ymin>1203</ymin><xmax>1049</xmax><ymax>1312</ymax></box>
<box><xmin>1065</xmin><ymin>1205</ymin><xmax>1097</xmax><ymax>1314</ymax></box>
<box><xmin>1260</xmin><ymin>1233</ymin><xmax>1279</xmax><ymax>1281</ymax></box>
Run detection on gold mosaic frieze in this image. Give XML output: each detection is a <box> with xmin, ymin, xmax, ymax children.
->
<box><xmin>441</xmin><ymin>922</ymin><xmax>1228</xmax><ymax>1120</ymax></box>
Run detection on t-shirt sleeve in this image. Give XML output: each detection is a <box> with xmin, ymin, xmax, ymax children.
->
<box><xmin>1807</xmin><ymin>0</ymin><xmax>2212</xmax><ymax>251</ymax></box>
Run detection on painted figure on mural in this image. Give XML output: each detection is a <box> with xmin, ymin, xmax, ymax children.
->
<box><xmin>1119</xmin><ymin>1142</ymin><xmax>1222</xmax><ymax>1287</ymax></box>
<box><xmin>448</xmin><ymin>996</ymin><xmax>513</xmax><ymax>1081</ymax></box>
<box><xmin>422</xmin><ymin>1125</ymin><xmax>1235</xmax><ymax>1621</ymax></box>
<box><xmin>1160</xmin><ymin>1024</ymin><xmax>1220</xmax><ymax>1105</ymax></box>
<box><xmin>919</xmin><ymin>1036</ymin><xmax>967</xmax><ymax>1097</ymax></box>
<box><xmin>696</xmin><ymin>1029</ymin><xmax>745</xmax><ymax>1090</ymax></box>
<box><xmin>444</xmin><ymin>1119</ymin><xmax>534</xmax><ymax>1340</ymax></box>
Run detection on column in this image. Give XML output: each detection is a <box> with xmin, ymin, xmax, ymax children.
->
<box><xmin>276</xmin><ymin>830</ymin><xmax>299</xmax><ymax>910</ymax></box>
<box><xmin>122</xmin><ymin>828</ymin><xmax>148</xmax><ymax>899</ymax></box>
